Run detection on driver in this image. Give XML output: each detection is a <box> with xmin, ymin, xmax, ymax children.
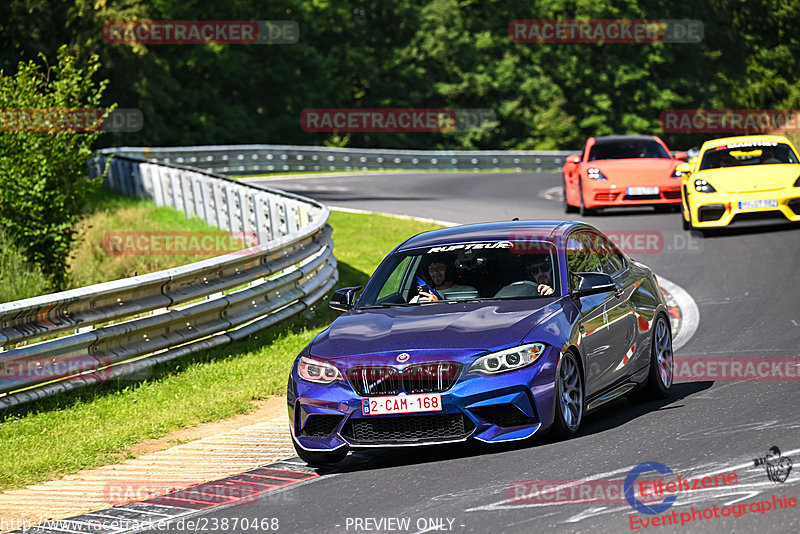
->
<box><xmin>412</xmin><ymin>254</ymin><xmax>476</xmax><ymax>302</ymax></box>
<box><xmin>522</xmin><ymin>255</ymin><xmax>555</xmax><ymax>296</ymax></box>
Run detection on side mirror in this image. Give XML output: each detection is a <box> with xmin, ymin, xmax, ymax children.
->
<box><xmin>675</xmin><ymin>162</ymin><xmax>692</xmax><ymax>175</ymax></box>
<box><xmin>329</xmin><ymin>286</ymin><xmax>362</xmax><ymax>312</ymax></box>
<box><xmin>570</xmin><ymin>272</ymin><xmax>616</xmax><ymax>299</ymax></box>
<box><xmin>566</xmin><ymin>154</ymin><xmax>581</xmax><ymax>164</ymax></box>
<box><xmin>673</xmin><ymin>151</ymin><xmax>688</xmax><ymax>161</ymax></box>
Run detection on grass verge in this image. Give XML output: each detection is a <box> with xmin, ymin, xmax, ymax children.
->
<box><xmin>0</xmin><ymin>229</ymin><xmax>52</xmax><ymax>302</ymax></box>
<box><xmin>68</xmin><ymin>188</ymin><xmax>235</xmax><ymax>288</ymax></box>
<box><xmin>0</xmin><ymin>210</ymin><xmax>442</xmax><ymax>491</ymax></box>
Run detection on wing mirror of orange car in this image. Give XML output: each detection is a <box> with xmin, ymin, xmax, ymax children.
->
<box><xmin>566</xmin><ymin>154</ymin><xmax>581</xmax><ymax>164</ymax></box>
<box><xmin>673</xmin><ymin>151</ymin><xmax>688</xmax><ymax>160</ymax></box>
<box><xmin>675</xmin><ymin>162</ymin><xmax>692</xmax><ymax>175</ymax></box>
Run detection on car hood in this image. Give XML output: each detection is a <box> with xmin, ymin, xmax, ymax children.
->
<box><xmin>585</xmin><ymin>158</ymin><xmax>679</xmax><ymax>185</ymax></box>
<box><xmin>309</xmin><ymin>298</ymin><xmax>563</xmax><ymax>363</ymax></box>
<box><xmin>695</xmin><ymin>164</ymin><xmax>800</xmax><ymax>193</ymax></box>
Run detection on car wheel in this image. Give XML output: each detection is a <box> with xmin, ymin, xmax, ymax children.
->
<box><xmin>292</xmin><ymin>439</ymin><xmax>348</xmax><ymax>466</ymax></box>
<box><xmin>681</xmin><ymin>204</ymin><xmax>692</xmax><ymax>231</ymax></box>
<box><xmin>578</xmin><ymin>181</ymin><xmax>592</xmax><ymax>217</ymax></box>
<box><xmin>552</xmin><ymin>350</ymin><xmax>584</xmax><ymax>437</ymax></box>
<box><xmin>640</xmin><ymin>314</ymin><xmax>674</xmax><ymax>399</ymax></box>
<box><xmin>563</xmin><ymin>175</ymin><xmax>578</xmax><ymax>213</ymax></box>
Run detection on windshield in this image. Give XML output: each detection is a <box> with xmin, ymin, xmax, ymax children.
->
<box><xmin>588</xmin><ymin>139</ymin><xmax>670</xmax><ymax>161</ymax></box>
<box><xmin>358</xmin><ymin>241</ymin><xmax>560</xmax><ymax>307</ymax></box>
<box><xmin>699</xmin><ymin>142</ymin><xmax>799</xmax><ymax>170</ymax></box>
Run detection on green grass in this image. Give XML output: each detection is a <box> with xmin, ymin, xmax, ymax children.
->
<box><xmin>68</xmin><ymin>188</ymin><xmax>235</xmax><ymax>288</ymax></box>
<box><xmin>0</xmin><ymin>229</ymin><xmax>53</xmax><ymax>302</ymax></box>
<box><xmin>0</xmin><ymin>210</ymin><xmax>442</xmax><ymax>491</ymax></box>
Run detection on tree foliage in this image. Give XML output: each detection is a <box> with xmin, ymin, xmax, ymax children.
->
<box><xmin>2</xmin><ymin>0</ymin><xmax>799</xmax><ymax>152</ymax></box>
<box><xmin>0</xmin><ymin>45</ymin><xmax>108</xmax><ymax>288</ymax></box>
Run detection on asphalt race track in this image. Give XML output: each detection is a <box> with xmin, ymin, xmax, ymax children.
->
<box><xmin>145</xmin><ymin>171</ymin><xmax>800</xmax><ymax>533</ymax></box>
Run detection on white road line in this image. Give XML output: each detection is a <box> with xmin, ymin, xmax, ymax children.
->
<box><xmin>657</xmin><ymin>276</ymin><xmax>699</xmax><ymax>351</ymax></box>
<box><xmin>330</xmin><ymin>206</ymin><xmax>459</xmax><ymax>227</ymax></box>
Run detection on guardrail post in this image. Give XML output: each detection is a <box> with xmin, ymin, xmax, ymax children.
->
<box><xmin>211</xmin><ymin>181</ymin><xmax>224</xmax><ymax>228</ymax></box>
<box><xmin>253</xmin><ymin>193</ymin><xmax>268</xmax><ymax>246</ymax></box>
<box><xmin>179</xmin><ymin>171</ymin><xmax>194</xmax><ymax>218</ymax></box>
<box><xmin>169</xmin><ymin>168</ymin><xmax>182</xmax><ymax>212</ymax></box>
<box><xmin>269</xmin><ymin>197</ymin><xmax>282</xmax><ymax>238</ymax></box>
<box><xmin>225</xmin><ymin>184</ymin><xmax>240</xmax><ymax>233</ymax></box>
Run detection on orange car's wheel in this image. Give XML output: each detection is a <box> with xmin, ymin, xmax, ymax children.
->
<box><xmin>579</xmin><ymin>180</ymin><xmax>593</xmax><ymax>217</ymax></box>
<box><xmin>563</xmin><ymin>175</ymin><xmax>578</xmax><ymax>214</ymax></box>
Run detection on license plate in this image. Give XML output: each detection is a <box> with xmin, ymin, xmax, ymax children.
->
<box><xmin>362</xmin><ymin>393</ymin><xmax>442</xmax><ymax>416</ymax></box>
<box><xmin>626</xmin><ymin>186</ymin><xmax>660</xmax><ymax>196</ymax></box>
<box><xmin>739</xmin><ymin>199</ymin><xmax>777</xmax><ymax>210</ymax></box>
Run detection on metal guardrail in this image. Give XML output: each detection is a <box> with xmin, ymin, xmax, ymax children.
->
<box><xmin>0</xmin><ymin>150</ymin><xmax>337</xmax><ymax>410</ymax></box>
<box><xmin>109</xmin><ymin>144</ymin><xmax>573</xmax><ymax>174</ymax></box>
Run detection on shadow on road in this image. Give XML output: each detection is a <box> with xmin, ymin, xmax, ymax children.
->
<box><xmin>308</xmin><ymin>381</ymin><xmax>714</xmax><ymax>475</ymax></box>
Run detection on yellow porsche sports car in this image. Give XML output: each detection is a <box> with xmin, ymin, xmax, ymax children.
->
<box><xmin>677</xmin><ymin>135</ymin><xmax>800</xmax><ymax>231</ymax></box>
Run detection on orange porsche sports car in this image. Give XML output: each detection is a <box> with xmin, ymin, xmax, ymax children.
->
<box><xmin>562</xmin><ymin>135</ymin><xmax>687</xmax><ymax>215</ymax></box>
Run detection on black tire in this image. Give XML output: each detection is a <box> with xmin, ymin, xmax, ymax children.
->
<box><xmin>640</xmin><ymin>314</ymin><xmax>674</xmax><ymax>399</ymax></box>
<box><xmin>563</xmin><ymin>176</ymin><xmax>578</xmax><ymax>213</ymax></box>
<box><xmin>681</xmin><ymin>201</ymin><xmax>691</xmax><ymax>231</ymax></box>
<box><xmin>552</xmin><ymin>350</ymin><xmax>584</xmax><ymax>438</ymax></box>
<box><xmin>578</xmin><ymin>181</ymin><xmax>593</xmax><ymax>217</ymax></box>
<box><xmin>293</xmin><ymin>439</ymin><xmax>348</xmax><ymax>465</ymax></box>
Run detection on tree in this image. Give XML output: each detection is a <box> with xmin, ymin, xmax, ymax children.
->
<box><xmin>0</xmin><ymin>45</ymin><xmax>110</xmax><ymax>288</ymax></box>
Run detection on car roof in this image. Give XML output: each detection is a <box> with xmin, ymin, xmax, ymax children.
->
<box><xmin>396</xmin><ymin>220</ymin><xmax>579</xmax><ymax>251</ymax></box>
<box><xmin>594</xmin><ymin>135</ymin><xmax>657</xmax><ymax>143</ymax></box>
<box><xmin>701</xmin><ymin>134</ymin><xmax>793</xmax><ymax>151</ymax></box>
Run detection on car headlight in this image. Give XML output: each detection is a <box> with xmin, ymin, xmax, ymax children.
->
<box><xmin>670</xmin><ymin>168</ymin><xmax>684</xmax><ymax>178</ymax></box>
<box><xmin>587</xmin><ymin>168</ymin><xmax>607</xmax><ymax>180</ymax></box>
<box><xmin>298</xmin><ymin>356</ymin><xmax>342</xmax><ymax>384</ymax></box>
<box><xmin>468</xmin><ymin>343</ymin><xmax>545</xmax><ymax>375</ymax></box>
<box><xmin>694</xmin><ymin>179</ymin><xmax>717</xmax><ymax>193</ymax></box>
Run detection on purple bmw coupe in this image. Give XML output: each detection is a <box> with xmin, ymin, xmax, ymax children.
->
<box><xmin>287</xmin><ymin>220</ymin><xmax>673</xmax><ymax>465</ymax></box>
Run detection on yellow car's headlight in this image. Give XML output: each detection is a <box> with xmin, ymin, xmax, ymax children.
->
<box><xmin>694</xmin><ymin>179</ymin><xmax>717</xmax><ymax>193</ymax></box>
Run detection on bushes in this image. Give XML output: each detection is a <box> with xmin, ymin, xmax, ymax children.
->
<box><xmin>0</xmin><ymin>45</ymin><xmax>110</xmax><ymax>289</ymax></box>
<box><xmin>0</xmin><ymin>228</ymin><xmax>52</xmax><ymax>302</ymax></box>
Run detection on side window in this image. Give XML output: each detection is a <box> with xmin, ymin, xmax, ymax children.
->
<box><xmin>585</xmin><ymin>232</ymin><xmax>625</xmax><ymax>274</ymax></box>
<box><xmin>566</xmin><ymin>232</ymin><xmax>603</xmax><ymax>290</ymax></box>
<box><xmin>377</xmin><ymin>256</ymin><xmax>413</xmax><ymax>300</ymax></box>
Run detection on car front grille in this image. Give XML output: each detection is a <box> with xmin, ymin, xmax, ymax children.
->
<box><xmin>341</xmin><ymin>413</ymin><xmax>475</xmax><ymax>445</ymax></box>
<box><xmin>469</xmin><ymin>404</ymin><xmax>538</xmax><ymax>427</ymax></box>
<box><xmin>623</xmin><ymin>194</ymin><xmax>661</xmax><ymax>200</ymax></box>
<box><xmin>300</xmin><ymin>414</ymin><xmax>344</xmax><ymax>437</ymax></box>
<box><xmin>698</xmin><ymin>204</ymin><xmax>726</xmax><ymax>222</ymax></box>
<box><xmin>346</xmin><ymin>362</ymin><xmax>462</xmax><ymax>396</ymax></box>
<box><xmin>788</xmin><ymin>198</ymin><xmax>800</xmax><ymax>215</ymax></box>
<box><xmin>730</xmin><ymin>210</ymin><xmax>787</xmax><ymax>224</ymax></box>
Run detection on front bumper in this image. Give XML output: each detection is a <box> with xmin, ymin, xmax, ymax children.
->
<box><xmin>583</xmin><ymin>184</ymin><xmax>682</xmax><ymax>209</ymax></box>
<box><xmin>288</xmin><ymin>347</ymin><xmax>560</xmax><ymax>452</ymax></box>
<box><xmin>686</xmin><ymin>190</ymin><xmax>800</xmax><ymax>228</ymax></box>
